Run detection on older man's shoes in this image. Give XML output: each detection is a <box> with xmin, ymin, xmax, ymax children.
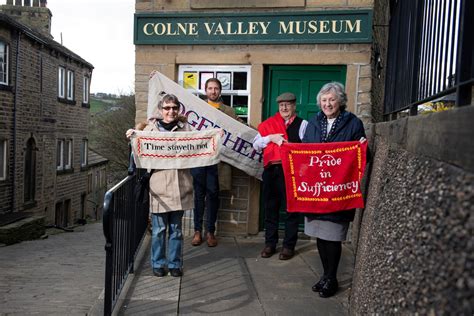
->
<box><xmin>278</xmin><ymin>247</ymin><xmax>295</xmax><ymax>260</ymax></box>
<box><xmin>260</xmin><ymin>246</ymin><xmax>276</xmax><ymax>258</ymax></box>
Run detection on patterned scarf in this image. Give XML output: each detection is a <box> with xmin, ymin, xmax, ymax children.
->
<box><xmin>320</xmin><ymin>113</ymin><xmax>343</xmax><ymax>142</ymax></box>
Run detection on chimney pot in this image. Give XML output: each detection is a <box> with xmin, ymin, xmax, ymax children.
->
<box><xmin>33</xmin><ymin>0</ymin><xmax>39</xmax><ymax>6</ymax></box>
<box><xmin>6</xmin><ymin>0</ymin><xmax>13</xmax><ymax>5</ymax></box>
<box><xmin>14</xmin><ymin>0</ymin><xmax>21</xmax><ymax>5</ymax></box>
<box><xmin>40</xmin><ymin>0</ymin><xmax>46</xmax><ymax>7</ymax></box>
<box><xmin>24</xmin><ymin>0</ymin><xmax>31</xmax><ymax>6</ymax></box>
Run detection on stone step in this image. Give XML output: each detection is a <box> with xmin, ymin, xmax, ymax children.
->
<box><xmin>0</xmin><ymin>215</ymin><xmax>46</xmax><ymax>245</ymax></box>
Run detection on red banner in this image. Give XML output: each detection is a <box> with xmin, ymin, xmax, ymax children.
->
<box><xmin>280</xmin><ymin>141</ymin><xmax>367</xmax><ymax>214</ymax></box>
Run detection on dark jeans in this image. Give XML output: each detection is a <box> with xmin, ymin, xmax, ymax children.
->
<box><xmin>262</xmin><ymin>164</ymin><xmax>300</xmax><ymax>250</ymax></box>
<box><xmin>191</xmin><ymin>164</ymin><xmax>219</xmax><ymax>234</ymax></box>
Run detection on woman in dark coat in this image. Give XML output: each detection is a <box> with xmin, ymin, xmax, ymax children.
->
<box><xmin>302</xmin><ymin>82</ymin><xmax>366</xmax><ymax>298</ymax></box>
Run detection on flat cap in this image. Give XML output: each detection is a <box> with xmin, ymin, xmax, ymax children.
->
<box><xmin>276</xmin><ymin>92</ymin><xmax>296</xmax><ymax>103</ymax></box>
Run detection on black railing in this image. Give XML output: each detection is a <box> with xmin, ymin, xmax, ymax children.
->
<box><xmin>102</xmin><ymin>173</ymin><xmax>149</xmax><ymax>316</ymax></box>
<box><xmin>384</xmin><ymin>0</ymin><xmax>473</xmax><ymax>117</ymax></box>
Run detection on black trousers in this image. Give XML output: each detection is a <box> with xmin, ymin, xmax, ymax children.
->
<box><xmin>262</xmin><ymin>164</ymin><xmax>300</xmax><ymax>250</ymax></box>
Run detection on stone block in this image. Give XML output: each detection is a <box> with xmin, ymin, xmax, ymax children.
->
<box><xmin>344</xmin><ymin>43</ymin><xmax>371</xmax><ymax>52</ymax></box>
<box><xmin>316</xmin><ymin>44</ymin><xmax>342</xmax><ymax>51</ymax></box>
<box><xmin>358</xmin><ymin>77</ymin><xmax>371</xmax><ymax>92</ymax></box>
<box><xmin>136</xmin><ymin>2</ymin><xmax>152</xmax><ymax>12</ymax></box>
<box><xmin>306</xmin><ymin>0</ymin><xmax>346</xmax><ymax>7</ymax></box>
<box><xmin>358</xmin><ymin>91</ymin><xmax>371</xmax><ymax>104</ymax></box>
<box><xmin>359</xmin><ymin>64</ymin><xmax>372</xmax><ymax>77</ymax></box>
<box><xmin>190</xmin><ymin>0</ymin><xmax>304</xmax><ymax>9</ymax></box>
<box><xmin>217</xmin><ymin>222</ymin><xmax>247</xmax><ymax>235</ymax></box>
<box><xmin>220</xmin><ymin>197</ymin><xmax>248</xmax><ymax>210</ymax></box>
<box><xmin>0</xmin><ymin>216</ymin><xmax>45</xmax><ymax>245</ymax></box>
<box><xmin>407</xmin><ymin>106</ymin><xmax>474</xmax><ymax>172</ymax></box>
<box><xmin>348</xmin><ymin>0</ymin><xmax>374</xmax><ymax>6</ymax></box>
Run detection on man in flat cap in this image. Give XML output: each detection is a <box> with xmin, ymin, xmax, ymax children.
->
<box><xmin>253</xmin><ymin>92</ymin><xmax>308</xmax><ymax>260</ymax></box>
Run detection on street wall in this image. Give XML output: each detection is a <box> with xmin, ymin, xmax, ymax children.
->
<box><xmin>351</xmin><ymin>105</ymin><xmax>474</xmax><ymax>314</ymax></box>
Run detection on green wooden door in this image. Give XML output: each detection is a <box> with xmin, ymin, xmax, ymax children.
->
<box><xmin>260</xmin><ymin>65</ymin><xmax>347</xmax><ymax>230</ymax></box>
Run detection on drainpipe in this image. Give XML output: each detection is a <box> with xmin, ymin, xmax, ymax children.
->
<box><xmin>12</xmin><ymin>31</ymin><xmax>21</xmax><ymax>213</ymax></box>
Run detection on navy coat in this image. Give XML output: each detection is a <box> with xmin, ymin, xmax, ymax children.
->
<box><xmin>302</xmin><ymin>110</ymin><xmax>366</xmax><ymax>222</ymax></box>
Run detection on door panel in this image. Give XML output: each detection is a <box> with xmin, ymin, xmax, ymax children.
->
<box><xmin>260</xmin><ymin>65</ymin><xmax>347</xmax><ymax>231</ymax></box>
<box><xmin>264</xmin><ymin>65</ymin><xmax>347</xmax><ymax>120</ymax></box>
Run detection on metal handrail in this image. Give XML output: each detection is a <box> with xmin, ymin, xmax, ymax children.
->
<box><xmin>383</xmin><ymin>0</ymin><xmax>473</xmax><ymax>118</ymax></box>
<box><xmin>102</xmin><ymin>172</ymin><xmax>149</xmax><ymax>316</ymax></box>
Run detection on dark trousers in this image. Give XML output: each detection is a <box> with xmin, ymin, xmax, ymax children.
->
<box><xmin>191</xmin><ymin>164</ymin><xmax>219</xmax><ymax>234</ymax></box>
<box><xmin>262</xmin><ymin>164</ymin><xmax>300</xmax><ymax>250</ymax></box>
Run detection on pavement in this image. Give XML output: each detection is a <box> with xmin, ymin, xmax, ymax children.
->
<box><xmin>0</xmin><ymin>222</ymin><xmax>105</xmax><ymax>315</ymax></box>
<box><xmin>0</xmin><ymin>222</ymin><xmax>353</xmax><ymax>315</ymax></box>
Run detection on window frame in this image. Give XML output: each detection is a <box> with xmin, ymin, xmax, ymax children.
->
<box><xmin>64</xmin><ymin>139</ymin><xmax>72</xmax><ymax>170</ymax></box>
<box><xmin>66</xmin><ymin>70</ymin><xmax>74</xmax><ymax>101</ymax></box>
<box><xmin>80</xmin><ymin>139</ymin><xmax>88</xmax><ymax>168</ymax></box>
<box><xmin>83</xmin><ymin>76</ymin><xmax>90</xmax><ymax>104</ymax></box>
<box><xmin>58</xmin><ymin>66</ymin><xmax>66</xmax><ymax>98</ymax></box>
<box><xmin>0</xmin><ymin>41</ymin><xmax>9</xmax><ymax>85</ymax></box>
<box><xmin>24</xmin><ymin>137</ymin><xmax>36</xmax><ymax>204</ymax></box>
<box><xmin>56</xmin><ymin>139</ymin><xmax>64</xmax><ymax>171</ymax></box>
<box><xmin>0</xmin><ymin>139</ymin><xmax>7</xmax><ymax>180</ymax></box>
<box><xmin>178</xmin><ymin>65</ymin><xmax>251</xmax><ymax>123</ymax></box>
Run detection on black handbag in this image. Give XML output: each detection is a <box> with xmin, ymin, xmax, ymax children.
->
<box><xmin>135</xmin><ymin>172</ymin><xmax>151</xmax><ymax>205</ymax></box>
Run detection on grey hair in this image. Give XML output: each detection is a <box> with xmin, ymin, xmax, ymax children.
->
<box><xmin>316</xmin><ymin>82</ymin><xmax>347</xmax><ymax>111</ymax></box>
<box><xmin>157</xmin><ymin>94</ymin><xmax>180</xmax><ymax>109</ymax></box>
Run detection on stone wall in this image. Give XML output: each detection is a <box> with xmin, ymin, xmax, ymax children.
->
<box><xmin>351</xmin><ymin>106</ymin><xmax>474</xmax><ymax>314</ymax></box>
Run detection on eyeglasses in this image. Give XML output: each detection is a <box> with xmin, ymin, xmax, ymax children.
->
<box><xmin>162</xmin><ymin>106</ymin><xmax>179</xmax><ymax>111</ymax></box>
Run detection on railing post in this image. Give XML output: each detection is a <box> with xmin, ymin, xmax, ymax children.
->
<box><xmin>102</xmin><ymin>192</ymin><xmax>114</xmax><ymax>316</ymax></box>
<box><xmin>455</xmin><ymin>0</ymin><xmax>473</xmax><ymax>107</ymax></box>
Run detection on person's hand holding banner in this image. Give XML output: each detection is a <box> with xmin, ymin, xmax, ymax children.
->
<box><xmin>280</xmin><ymin>141</ymin><xmax>368</xmax><ymax>214</ymax></box>
<box><xmin>268</xmin><ymin>133</ymin><xmax>287</xmax><ymax>146</ymax></box>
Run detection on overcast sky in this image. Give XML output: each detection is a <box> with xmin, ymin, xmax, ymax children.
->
<box><xmin>48</xmin><ymin>0</ymin><xmax>135</xmax><ymax>95</ymax></box>
<box><xmin>2</xmin><ymin>0</ymin><xmax>136</xmax><ymax>94</ymax></box>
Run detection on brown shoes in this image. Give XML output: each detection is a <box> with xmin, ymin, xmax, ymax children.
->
<box><xmin>206</xmin><ymin>232</ymin><xmax>217</xmax><ymax>247</ymax></box>
<box><xmin>191</xmin><ymin>231</ymin><xmax>202</xmax><ymax>246</ymax></box>
<box><xmin>279</xmin><ymin>248</ymin><xmax>295</xmax><ymax>260</ymax></box>
<box><xmin>260</xmin><ymin>246</ymin><xmax>276</xmax><ymax>258</ymax></box>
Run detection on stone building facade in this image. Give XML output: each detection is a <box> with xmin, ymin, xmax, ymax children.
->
<box><xmin>134</xmin><ymin>0</ymin><xmax>374</xmax><ymax>236</ymax></box>
<box><xmin>0</xmin><ymin>2</ymin><xmax>102</xmax><ymax>229</ymax></box>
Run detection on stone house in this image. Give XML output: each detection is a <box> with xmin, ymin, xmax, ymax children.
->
<box><xmin>0</xmin><ymin>1</ymin><xmax>106</xmax><ymax>236</ymax></box>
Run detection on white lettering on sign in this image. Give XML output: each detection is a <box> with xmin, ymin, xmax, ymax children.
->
<box><xmin>204</xmin><ymin>21</ymin><xmax>271</xmax><ymax>35</ymax></box>
<box><xmin>297</xmin><ymin>181</ymin><xmax>359</xmax><ymax>197</ymax></box>
<box><xmin>308</xmin><ymin>154</ymin><xmax>342</xmax><ymax>168</ymax></box>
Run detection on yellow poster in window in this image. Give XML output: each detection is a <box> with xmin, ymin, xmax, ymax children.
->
<box><xmin>183</xmin><ymin>72</ymin><xmax>198</xmax><ymax>89</ymax></box>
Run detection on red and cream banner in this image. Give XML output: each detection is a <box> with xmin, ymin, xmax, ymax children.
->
<box><xmin>280</xmin><ymin>141</ymin><xmax>367</xmax><ymax>214</ymax></box>
<box><xmin>131</xmin><ymin>129</ymin><xmax>221</xmax><ymax>170</ymax></box>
